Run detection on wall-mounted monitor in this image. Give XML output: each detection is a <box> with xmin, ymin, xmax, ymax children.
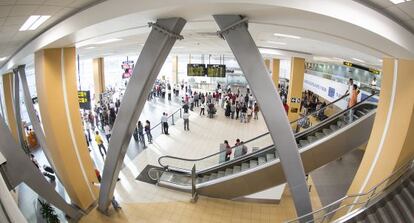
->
<box><xmin>187</xmin><ymin>64</ymin><xmax>206</xmax><ymax>76</ymax></box>
<box><xmin>207</xmin><ymin>64</ymin><xmax>226</xmax><ymax>78</ymax></box>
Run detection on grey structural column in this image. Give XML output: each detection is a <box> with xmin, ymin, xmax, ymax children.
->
<box><xmin>12</xmin><ymin>69</ymin><xmax>26</xmax><ymax>152</ymax></box>
<box><xmin>213</xmin><ymin>15</ymin><xmax>313</xmax><ymax>219</ymax></box>
<box><xmin>17</xmin><ymin>65</ymin><xmax>59</xmax><ymax>175</ymax></box>
<box><xmin>98</xmin><ymin>17</ymin><xmax>186</xmax><ymax>212</ymax></box>
<box><xmin>0</xmin><ymin>115</ymin><xmax>81</xmax><ymax>219</ymax></box>
<box><xmin>0</xmin><ymin>85</ymin><xmax>5</xmax><ymax>123</ymax></box>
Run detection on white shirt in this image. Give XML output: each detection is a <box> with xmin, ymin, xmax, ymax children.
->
<box><xmin>183</xmin><ymin>113</ymin><xmax>190</xmax><ymax>119</ymax></box>
<box><xmin>104</xmin><ymin>125</ymin><xmax>111</xmax><ymax>135</ymax></box>
<box><xmin>161</xmin><ymin>115</ymin><xmax>168</xmax><ymax>123</ymax></box>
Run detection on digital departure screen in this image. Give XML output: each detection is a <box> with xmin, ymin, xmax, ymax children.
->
<box><xmin>207</xmin><ymin>64</ymin><xmax>226</xmax><ymax>78</ymax></box>
<box><xmin>78</xmin><ymin>90</ymin><xmax>91</xmax><ymax>110</ymax></box>
<box><xmin>187</xmin><ymin>64</ymin><xmax>206</xmax><ymax>76</ymax></box>
<box><xmin>343</xmin><ymin>61</ymin><xmax>381</xmax><ymax>75</ymax></box>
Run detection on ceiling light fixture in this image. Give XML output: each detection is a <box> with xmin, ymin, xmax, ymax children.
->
<box><xmin>266</xmin><ymin>41</ymin><xmax>287</xmax><ymax>45</ymax></box>
<box><xmin>0</xmin><ymin>57</ymin><xmax>7</xmax><ymax>61</ymax></box>
<box><xmin>259</xmin><ymin>48</ymin><xmax>283</xmax><ymax>55</ymax></box>
<box><xmin>273</xmin><ymin>33</ymin><xmax>301</xmax><ymax>39</ymax></box>
<box><xmin>85</xmin><ymin>46</ymin><xmax>96</xmax><ymax>49</ymax></box>
<box><xmin>352</xmin><ymin>58</ymin><xmax>365</xmax><ymax>63</ymax></box>
<box><xmin>95</xmin><ymin>38</ymin><xmax>122</xmax><ymax>44</ymax></box>
<box><xmin>389</xmin><ymin>0</ymin><xmax>410</xmax><ymax>4</ymax></box>
<box><xmin>19</xmin><ymin>15</ymin><xmax>50</xmax><ymax>31</ymax></box>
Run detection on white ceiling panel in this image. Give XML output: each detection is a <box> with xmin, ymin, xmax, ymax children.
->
<box><xmin>9</xmin><ymin>5</ymin><xmax>39</xmax><ymax>16</ymax></box>
<box><xmin>34</xmin><ymin>5</ymin><xmax>61</xmax><ymax>14</ymax></box>
<box><xmin>0</xmin><ymin>5</ymin><xmax>12</xmax><ymax>16</ymax></box>
<box><xmin>43</xmin><ymin>0</ymin><xmax>75</xmax><ymax>7</ymax></box>
<box><xmin>3</xmin><ymin>16</ymin><xmax>27</xmax><ymax>25</ymax></box>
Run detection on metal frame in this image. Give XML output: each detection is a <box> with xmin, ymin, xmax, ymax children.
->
<box><xmin>213</xmin><ymin>15</ymin><xmax>313</xmax><ymax>219</ymax></box>
<box><xmin>98</xmin><ymin>17</ymin><xmax>186</xmax><ymax>213</ymax></box>
<box><xmin>0</xmin><ymin>113</ymin><xmax>81</xmax><ymax>219</ymax></box>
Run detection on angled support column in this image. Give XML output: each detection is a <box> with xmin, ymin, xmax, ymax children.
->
<box><xmin>12</xmin><ymin>69</ymin><xmax>26</xmax><ymax>153</ymax></box>
<box><xmin>98</xmin><ymin>17</ymin><xmax>186</xmax><ymax>212</ymax></box>
<box><xmin>17</xmin><ymin>65</ymin><xmax>58</xmax><ymax>174</ymax></box>
<box><xmin>213</xmin><ymin>15</ymin><xmax>313</xmax><ymax>219</ymax></box>
<box><xmin>0</xmin><ymin>117</ymin><xmax>81</xmax><ymax>220</ymax></box>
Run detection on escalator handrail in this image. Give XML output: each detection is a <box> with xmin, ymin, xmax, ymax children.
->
<box><xmin>158</xmin><ymin>93</ymin><xmax>376</xmax><ymax>169</ymax></box>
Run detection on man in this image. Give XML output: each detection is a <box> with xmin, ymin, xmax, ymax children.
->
<box><xmin>95</xmin><ymin>131</ymin><xmax>107</xmax><ymax>159</ymax></box>
<box><xmin>161</xmin><ymin>112</ymin><xmax>169</xmax><ymax>135</ymax></box>
<box><xmin>183</xmin><ymin>111</ymin><xmax>190</xmax><ymax>131</ymax></box>
<box><xmin>104</xmin><ymin>123</ymin><xmax>111</xmax><ymax>142</ymax></box>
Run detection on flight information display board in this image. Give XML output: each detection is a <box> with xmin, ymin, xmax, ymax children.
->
<box><xmin>78</xmin><ymin>90</ymin><xmax>91</xmax><ymax>110</ymax></box>
<box><xmin>207</xmin><ymin>64</ymin><xmax>226</xmax><ymax>78</ymax></box>
<box><xmin>343</xmin><ymin>61</ymin><xmax>380</xmax><ymax>75</ymax></box>
<box><xmin>187</xmin><ymin>64</ymin><xmax>206</xmax><ymax>76</ymax></box>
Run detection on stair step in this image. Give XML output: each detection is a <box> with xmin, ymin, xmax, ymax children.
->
<box><xmin>209</xmin><ymin>173</ymin><xmax>218</xmax><ymax>181</ymax></box>
<box><xmin>225</xmin><ymin>168</ymin><xmax>233</xmax><ymax>176</ymax></box>
<box><xmin>299</xmin><ymin>140</ymin><xmax>309</xmax><ymax>147</ymax></box>
<box><xmin>233</xmin><ymin>166</ymin><xmax>241</xmax><ymax>174</ymax></box>
<box><xmin>241</xmin><ymin>163</ymin><xmax>249</xmax><ymax>171</ymax></box>
<box><xmin>322</xmin><ymin>128</ymin><xmax>333</xmax><ymax>135</ymax></box>
<box><xmin>217</xmin><ymin>171</ymin><xmax>225</xmax><ymax>178</ymax></box>
<box><xmin>266</xmin><ymin>153</ymin><xmax>275</xmax><ymax>162</ymax></box>
<box><xmin>393</xmin><ymin>193</ymin><xmax>414</xmax><ymax>222</ymax></box>
<box><xmin>258</xmin><ymin>157</ymin><xmax>266</xmax><ymax>165</ymax></box>
<box><xmin>249</xmin><ymin>160</ymin><xmax>258</xmax><ymax>168</ymax></box>
<box><xmin>307</xmin><ymin>136</ymin><xmax>317</xmax><ymax>143</ymax></box>
<box><xmin>375</xmin><ymin>205</ymin><xmax>393</xmax><ymax>223</ymax></box>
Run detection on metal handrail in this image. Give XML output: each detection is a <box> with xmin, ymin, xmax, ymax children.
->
<box><xmin>158</xmin><ymin>93</ymin><xmax>376</xmax><ymax>170</ymax></box>
<box><xmin>285</xmin><ymin>158</ymin><xmax>414</xmax><ymax>223</ymax></box>
<box><xmin>148</xmin><ymin>107</ymin><xmax>182</xmax><ymax>131</ymax></box>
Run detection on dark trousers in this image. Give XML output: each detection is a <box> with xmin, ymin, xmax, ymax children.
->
<box><xmin>184</xmin><ymin>119</ymin><xmax>189</xmax><ymax>131</ymax></box>
<box><xmin>163</xmin><ymin>122</ymin><xmax>169</xmax><ymax>134</ymax></box>
<box><xmin>98</xmin><ymin>144</ymin><xmax>107</xmax><ymax>158</ymax></box>
<box><xmin>200</xmin><ymin>108</ymin><xmax>205</xmax><ymax>115</ymax></box>
<box><xmin>105</xmin><ymin>134</ymin><xmax>111</xmax><ymax>142</ymax></box>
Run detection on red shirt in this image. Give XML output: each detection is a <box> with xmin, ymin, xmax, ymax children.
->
<box><xmin>283</xmin><ymin>104</ymin><xmax>289</xmax><ymax>114</ymax></box>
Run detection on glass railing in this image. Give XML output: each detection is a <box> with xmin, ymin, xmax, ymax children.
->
<box><xmin>158</xmin><ymin>94</ymin><xmax>354</xmax><ymax>173</ymax></box>
<box><xmin>138</xmin><ymin>107</ymin><xmax>182</xmax><ymax>139</ymax></box>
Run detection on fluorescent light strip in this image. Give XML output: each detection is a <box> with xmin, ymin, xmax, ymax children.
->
<box><xmin>259</xmin><ymin>48</ymin><xmax>283</xmax><ymax>55</ymax></box>
<box><xmin>352</xmin><ymin>57</ymin><xmax>365</xmax><ymax>63</ymax></box>
<box><xmin>19</xmin><ymin>15</ymin><xmax>50</xmax><ymax>31</ymax></box>
<box><xmin>389</xmin><ymin>0</ymin><xmax>406</xmax><ymax>4</ymax></box>
<box><xmin>267</xmin><ymin>41</ymin><xmax>287</xmax><ymax>45</ymax></box>
<box><xmin>273</xmin><ymin>33</ymin><xmax>301</xmax><ymax>39</ymax></box>
<box><xmin>0</xmin><ymin>57</ymin><xmax>7</xmax><ymax>62</ymax></box>
<box><xmin>95</xmin><ymin>38</ymin><xmax>122</xmax><ymax>44</ymax></box>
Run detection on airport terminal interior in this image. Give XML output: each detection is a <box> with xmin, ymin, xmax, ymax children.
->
<box><xmin>0</xmin><ymin>0</ymin><xmax>414</xmax><ymax>223</ymax></box>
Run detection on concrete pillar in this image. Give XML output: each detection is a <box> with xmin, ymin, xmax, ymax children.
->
<box><xmin>35</xmin><ymin>47</ymin><xmax>98</xmax><ymax>210</ymax></box>
<box><xmin>287</xmin><ymin>57</ymin><xmax>305</xmax><ymax>125</ymax></box>
<box><xmin>172</xmin><ymin>55</ymin><xmax>179</xmax><ymax>84</ymax></box>
<box><xmin>346</xmin><ymin>58</ymin><xmax>414</xmax><ymax>206</ymax></box>
<box><xmin>93</xmin><ymin>57</ymin><xmax>105</xmax><ymax>103</ymax></box>
<box><xmin>2</xmin><ymin>73</ymin><xmax>18</xmax><ymax>142</ymax></box>
<box><xmin>272</xmin><ymin>58</ymin><xmax>280</xmax><ymax>89</ymax></box>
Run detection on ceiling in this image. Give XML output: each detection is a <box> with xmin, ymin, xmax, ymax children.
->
<box><xmin>0</xmin><ymin>0</ymin><xmax>102</xmax><ymax>67</ymax></box>
<box><xmin>356</xmin><ymin>0</ymin><xmax>414</xmax><ymax>33</ymax></box>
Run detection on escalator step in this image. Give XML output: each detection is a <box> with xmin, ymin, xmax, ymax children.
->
<box><xmin>307</xmin><ymin>136</ymin><xmax>317</xmax><ymax>143</ymax></box>
<box><xmin>393</xmin><ymin>193</ymin><xmax>414</xmax><ymax>222</ymax></box>
<box><xmin>356</xmin><ymin>110</ymin><xmax>365</xmax><ymax>117</ymax></box>
<box><xmin>202</xmin><ymin>175</ymin><xmax>210</xmax><ymax>183</ymax></box>
<box><xmin>366</xmin><ymin>212</ymin><xmax>379</xmax><ymax>223</ymax></box>
<box><xmin>233</xmin><ymin>166</ymin><xmax>241</xmax><ymax>173</ymax></box>
<box><xmin>376</xmin><ymin>205</ymin><xmax>393</xmax><ymax>223</ymax></box>
<box><xmin>353</xmin><ymin>114</ymin><xmax>359</xmax><ymax>120</ymax></box>
<box><xmin>401</xmin><ymin>187</ymin><xmax>414</xmax><ymax>207</ymax></box>
<box><xmin>299</xmin><ymin>140</ymin><xmax>309</xmax><ymax>147</ymax></box>
<box><xmin>217</xmin><ymin>171</ymin><xmax>225</xmax><ymax>178</ymax></box>
<box><xmin>322</xmin><ymin>128</ymin><xmax>333</xmax><ymax>135</ymax></box>
<box><xmin>266</xmin><ymin>153</ymin><xmax>275</xmax><ymax>162</ymax></box>
<box><xmin>315</xmin><ymin>132</ymin><xmax>325</xmax><ymax>139</ymax></box>
<box><xmin>241</xmin><ymin>163</ymin><xmax>249</xmax><ymax>171</ymax></box>
<box><xmin>249</xmin><ymin>160</ymin><xmax>258</xmax><ymax>168</ymax></box>
<box><xmin>330</xmin><ymin>124</ymin><xmax>338</xmax><ymax>131</ymax></box>
<box><xmin>337</xmin><ymin>120</ymin><xmax>345</xmax><ymax>127</ymax></box>
<box><xmin>384</xmin><ymin>198</ymin><xmax>404</xmax><ymax>223</ymax></box>
<box><xmin>225</xmin><ymin>168</ymin><xmax>233</xmax><ymax>176</ymax></box>
<box><xmin>408</xmin><ymin>181</ymin><xmax>414</xmax><ymax>194</ymax></box>
<box><xmin>258</xmin><ymin>157</ymin><xmax>266</xmax><ymax>165</ymax></box>
<box><xmin>363</xmin><ymin>108</ymin><xmax>371</xmax><ymax>114</ymax></box>
<box><xmin>209</xmin><ymin>173</ymin><xmax>218</xmax><ymax>181</ymax></box>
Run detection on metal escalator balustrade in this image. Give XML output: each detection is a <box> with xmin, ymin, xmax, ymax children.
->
<box><xmin>286</xmin><ymin>159</ymin><xmax>414</xmax><ymax>223</ymax></box>
<box><xmin>156</xmin><ymin>93</ymin><xmax>378</xmax><ymax>199</ymax></box>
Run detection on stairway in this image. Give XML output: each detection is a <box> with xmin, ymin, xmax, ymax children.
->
<box><xmin>344</xmin><ymin>171</ymin><xmax>414</xmax><ymax>223</ymax></box>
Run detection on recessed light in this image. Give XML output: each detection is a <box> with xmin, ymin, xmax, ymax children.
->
<box><xmin>259</xmin><ymin>48</ymin><xmax>282</xmax><ymax>55</ymax></box>
<box><xmin>389</xmin><ymin>0</ymin><xmax>410</xmax><ymax>4</ymax></box>
<box><xmin>266</xmin><ymin>41</ymin><xmax>287</xmax><ymax>45</ymax></box>
<box><xmin>352</xmin><ymin>58</ymin><xmax>365</xmax><ymax>63</ymax></box>
<box><xmin>19</xmin><ymin>15</ymin><xmax>50</xmax><ymax>31</ymax></box>
<box><xmin>273</xmin><ymin>33</ymin><xmax>301</xmax><ymax>39</ymax></box>
<box><xmin>0</xmin><ymin>57</ymin><xmax>7</xmax><ymax>61</ymax></box>
<box><xmin>95</xmin><ymin>38</ymin><xmax>122</xmax><ymax>44</ymax></box>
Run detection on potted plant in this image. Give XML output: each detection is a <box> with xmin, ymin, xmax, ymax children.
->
<box><xmin>38</xmin><ymin>199</ymin><xmax>60</xmax><ymax>223</ymax></box>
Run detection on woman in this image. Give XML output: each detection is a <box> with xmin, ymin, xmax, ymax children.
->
<box><xmin>224</xmin><ymin>140</ymin><xmax>232</xmax><ymax>161</ymax></box>
<box><xmin>144</xmin><ymin>120</ymin><xmax>153</xmax><ymax>144</ymax></box>
<box><xmin>137</xmin><ymin>121</ymin><xmax>146</xmax><ymax>148</ymax></box>
<box><xmin>348</xmin><ymin>84</ymin><xmax>359</xmax><ymax>108</ymax></box>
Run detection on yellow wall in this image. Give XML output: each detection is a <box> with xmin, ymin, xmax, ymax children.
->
<box><xmin>2</xmin><ymin>73</ymin><xmax>18</xmax><ymax>142</ymax></box>
<box><xmin>272</xmin><ymin>58</ymin><xmax>280</xmax><ymax>90</ymax></box>
<box><xmin>264</xmin><ymin>58</ymin><xmax>271</xmax><ymax>73</ymax></box>
<box><xmin>287</xmin><ymin>57</ymin><xmax>305</xmax><ymax>124</ymax></box>
<box><xmin>344</xmin><ymin>58</ymin><xmax>414</xmax><ymax>213</ymax></box>
<box><xmin>172</xmin><ymin>55</ymin><xmax>178</xmax><ymax>84</ymax></box>
<box><xmin>35</xmin><ymin>48</ymin><xmax>98</xmax><ymax>210</ymax></box>
<box><xmin>93</xmin><ymin>58</ymin><xmax>105</xmax><ymax>103</ymax></box>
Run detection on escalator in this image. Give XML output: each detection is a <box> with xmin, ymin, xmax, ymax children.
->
<box><xmin>155</xmin><ymin>95</ymin><xmax>378</xmax><ymax>199</ymax></box>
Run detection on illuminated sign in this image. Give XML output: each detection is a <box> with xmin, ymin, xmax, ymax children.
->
<box><xmin>343</xmin><ymin>61</ymin><xmax>381</xmax><ymax>75</ymax></box>
<box><xmin>78</xmin><ymin>90</ymin><xmax>91</xmax><ymax>110</ymax></box>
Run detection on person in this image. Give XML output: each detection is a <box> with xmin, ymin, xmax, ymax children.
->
<box><xmin>183</xmin><ymin>111</ymin><xmax>190</xmax><ymax>131</ymax></box>
<box><xmin>225</xmin><ymin>101</ymin><xmax>231</xmax><ymax>117</ymax></box>
<box><xmin>182</xmin><ymin>102</ymin><xmax>189</xmax><ymax>113</ymax></box>
<box><xmin>95</xmin><ymin>131</ymin><xmax>107</xmax><ymax>159</ymax></box>
<box><xmin>224</xmin><ymin>140</ymin><xmax>231</xmax><ymax>161</ymax></box>
<box><xmin>30</xmin><ymin>154</ymin><xmax>40</xmax><ymax>168</ymax></box>
<box><xmin>137</xmin><ymin>121</ymin><xmax>146</xmax><ymax>148</ymax></box>
<box><xmin>104</xmin><ymin>123</ymin><xmax>111</xmax><ymax>142</ymax></box>
<box><xmin>200</xmin><ymin>102</ymin><xmax>205</xmax><ymax>116</ymax></box>
<box><xmin>283</xmin><ymin>100</ymin><xmax>289</xmax><ymax>114</ymax></box>
<box><xmin>162</xmin><ymin>113</ymin><xmax>169</xmax><ymax>135</ymax></box>
<box><xmin>167</xmin><ymin>85</ymin><xmax>172</xmax><ymax>101</ymax></box>
<box><xmin>247</xmin><ymin>106</ymin><xmax>253</xmax><ymax>122</ymax></box>
<box><xmin>235</xmin><ymin>102</ymin><xmax>240</xmax><ymax>119</ymax></box>
<box><xmin>230</xmin><ymin>102</ymin><xmax>236</xmax><ymax>119</ymax></box>
<box><xmin>240</xmin><ymin>103</ymin><xmax>247</xmax><ymax>123</ymax></box>
<box><xmin>348</xmin><ymin>84</ymin><xmax>359</xmax><ymax>108</ymax></box>
<box><xmin>297</xmin><ymin>113</ymin><xmax>310</xmax><ymax>132</ymax></box>
<box><xmin>344</xmin><ymin>78</ymin><xmax>354</xmax><ymax>96</ymax></box>
<box><xmin>253</xmin><ymin>103</ymin><xmax>259</xmax><ymax>120</ymax></box>
<box><xmin>145</xmin><ymin>120</ymin><xmax>153</xmax><ymax>143</ymax></box>
<box><xmin>240</xmin><ymin>141</ymin><xmax>248</xmax><ymax>155</ymax></box>
<box><xmin>370</xmin><ymin>77</ymin><xmax>377</xmax><ymax>87</ymax></box>
<box><xmin>189</xmin><ymin>96</ymin><xmax>194</xmax><ymax>111</ymax></box>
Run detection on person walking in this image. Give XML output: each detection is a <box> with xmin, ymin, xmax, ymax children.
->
<box><xmin>253</xmin><ymin>103</ymin><xmax>259</xmax><ymax>120</ymax></box>
<box><xmin>200</xmin><ymin>102</ymin><xmax>205</xmax><ymax>116</ymax></box>
<box><xmin>145</xmin><ymin>120</ymin><xmax>153</xmax><ymax>143</ymax></box>
<box><xmin>95</xmin><ymin>131</ymin><xmax>107</xmax><ymax>159</ymax></box>
<box><xmin>137</xmin><ymin>121</ymin><xmax>146</xmax><ymax>148</ymax></box>
<box><xmin>104</xmin><ymin>123</ymin><xmax>111</xmax><ymax>142</ymax></box>
<box><xmin>183</xmin><ymin>111</ymin><xmax>190</xmax><ymax>131</ymax></box>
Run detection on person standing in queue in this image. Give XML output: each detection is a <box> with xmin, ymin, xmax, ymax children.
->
<box><xmin>137</xmin><ymin>121</ymin><xmax>146</xmax><ymax>148</ymax></box>
<box><xmin>95</xmin><ymin>131</ymin><xmax>107</xmax><ymax>159</ymax></box>
<box><xmin>145</xmin><ymin>120</ymin><xmax>153</xmax><ymax>144</ymax></box>
<box><xmin>183</xmin><ymin>111</ymin><xmax>190</xmax><ymax>131</ymax></box>
<box><xmin>162</xmin><ymin>113</ymin><xmax>169</xmax><ymax>135</ymax></box>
